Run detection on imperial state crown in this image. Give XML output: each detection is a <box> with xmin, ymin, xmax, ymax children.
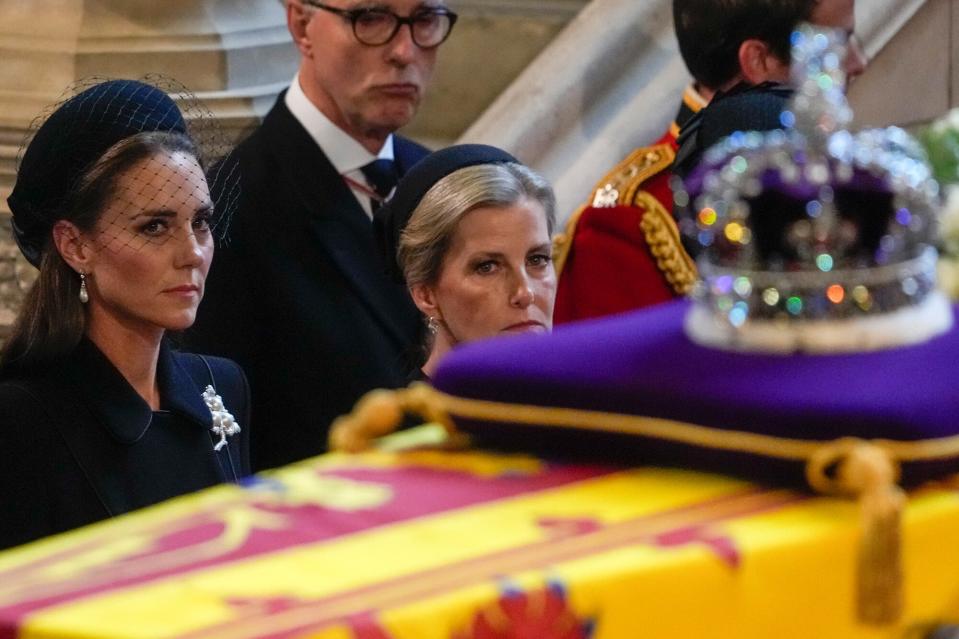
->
<box><xmin>676</xmin><ymin>25</ymin><xmax>951</xmax><ymax>353</ymax></box>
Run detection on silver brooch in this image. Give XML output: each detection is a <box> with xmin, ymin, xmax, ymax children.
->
<box><xmin>201</xmin><ymin>385</ymin><xmax>241</xmax><ymax>451</ymax></box>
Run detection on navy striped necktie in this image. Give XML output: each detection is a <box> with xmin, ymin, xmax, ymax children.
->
<box><xmin>360</xmin><ymin>159</ymin><xmax>399</xmax><ymax>213</ymax></box>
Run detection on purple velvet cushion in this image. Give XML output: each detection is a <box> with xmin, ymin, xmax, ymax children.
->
<box><xmin>432</xmin><ymin>299</ymin><xmax>959</xmax><ymax>486</ymax></box>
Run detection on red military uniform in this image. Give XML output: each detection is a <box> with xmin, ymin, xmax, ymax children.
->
<box><xmin>553</xmin><ymin>85</ymin><xmax>706</xmax><ymax>324</ymax></box>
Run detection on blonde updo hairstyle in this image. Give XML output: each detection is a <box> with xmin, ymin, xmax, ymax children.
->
<box><xmin>397</xmin><ymin>162</ymin><xmax>556</xmax><ymax>288</ymax></box>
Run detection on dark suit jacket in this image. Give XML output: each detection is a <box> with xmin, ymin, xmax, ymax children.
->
<box><xmin>0</xmin><ymin>339</ymin><xmax>251</xmax><ymax>551</ymax></box>
<box><xmin>189</xmin><ymin>94</ymin><xmax>427</xmax><ymax>471</ymax></box>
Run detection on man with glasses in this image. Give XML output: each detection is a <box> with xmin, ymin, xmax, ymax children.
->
<box><xmin>190</xmin><ymin>0</ymin><xmax>457</xmax><ymax>470</ymax></box>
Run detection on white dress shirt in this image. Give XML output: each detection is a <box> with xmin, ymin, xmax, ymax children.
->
<box><xmin>285</xmin><ymin>74</ymin><xmax>395</xmax><ymax>219</ymax></box>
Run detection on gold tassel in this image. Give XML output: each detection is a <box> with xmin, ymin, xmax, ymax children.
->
<box><xmin>843</xmin><ymin>444</ymin><xmax>905</xmax><ymax>624</ymax></box>
<box><xmin>328</xmin><ymin>383</ymin><xmax>455</xmax><ymax>452</ymax></box>
<box><xmin>808</xmin><ymin>440</ymin><xmax>905</xmax><ymax>625</ymax></box>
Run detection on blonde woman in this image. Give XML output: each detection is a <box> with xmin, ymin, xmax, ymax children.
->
<box><xmin>374</xmin><ymin>144</ymin><xmax>557</xmax><ymax>380</ymax></box>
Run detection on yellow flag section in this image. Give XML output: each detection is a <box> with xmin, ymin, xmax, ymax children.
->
<box><xmin>3</xmin><ymin>449</ymin><xmax>959</xmax><ymax>638</ymax></box>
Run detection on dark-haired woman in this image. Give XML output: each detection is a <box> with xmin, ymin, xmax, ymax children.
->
<box><xmin>0</xmin><ymin>80</ymin><xmax>250</xmax><ymax>550</ymax></box>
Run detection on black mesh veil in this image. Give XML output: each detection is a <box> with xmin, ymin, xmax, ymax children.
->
<box><xmin>8</xmin><ymin>75</ymin><xmax>239</xmax><ymax>268</ymax></box>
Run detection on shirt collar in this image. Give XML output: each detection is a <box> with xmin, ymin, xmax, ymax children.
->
<box><xmin>285</xmin><ymin>73</ymin><xmax>395</xmax><ymax>175</ymax></box>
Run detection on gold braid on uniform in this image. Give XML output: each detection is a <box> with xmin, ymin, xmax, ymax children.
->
<box><xmin>554</xmin><ymin>143</ymin><xmax>677</xmax><ymax>277</ymax></box>
<box><xmin>619</xmin><ymin>144</ymin><xmax>674</xmax><ymax>205</ymax></box>
<box><xmin>635</xmin><ymin>191</ymin><xmax>697</xmax><ymax>295</ymax></box>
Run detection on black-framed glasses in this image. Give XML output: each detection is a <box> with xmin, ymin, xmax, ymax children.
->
<box><xmin>303</xmin><ymin>1</ymin><xmax>458</xmax><ymax>49</ymax></box>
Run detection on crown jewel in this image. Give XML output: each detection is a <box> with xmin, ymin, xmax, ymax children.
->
<box><xmin>677</xmin><ymin>24</ymin><xmax>952</xmax><ymax>353</ymax></box>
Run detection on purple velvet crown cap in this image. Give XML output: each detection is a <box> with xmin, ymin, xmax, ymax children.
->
<box><xmin>683</xmin><ymin>133</ymin><xmax>894</xmax><ymax>203</ymax></box>
<box><xmin>431</xmin><ymin>299</ymin><xmax>959</xmax><ymax>487</ymax></box>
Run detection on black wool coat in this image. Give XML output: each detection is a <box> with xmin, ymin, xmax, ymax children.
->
<box><xmin>0</xmin><ymin>339</ymin><xmax>251</xmax><ymax>551</ymax></box>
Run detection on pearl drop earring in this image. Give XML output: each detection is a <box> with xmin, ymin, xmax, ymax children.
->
<box><xmin>79</xmin><ymin>272</ymin><xmax>89</xmax><ymax>304</ymax></box>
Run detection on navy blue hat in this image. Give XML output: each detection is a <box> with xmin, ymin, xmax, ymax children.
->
<box><xmin>373</xmin><ymin>143</ymin><xmax>518</xmax><ymax>283</ymax></box>
<box><xmin>8</xmin><ymin>79</ymin><xmax>190</xmax><ymax>267</ymax></box>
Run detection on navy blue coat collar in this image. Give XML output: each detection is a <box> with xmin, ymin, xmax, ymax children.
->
<box><xmin>68</xmin><ymin>338</ymin><xmax>212</xmax><ymax>444</ymax></box>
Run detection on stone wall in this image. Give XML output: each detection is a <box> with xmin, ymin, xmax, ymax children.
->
<box><xmin>849</xmin><ymin>0</ymin><xmax>957</xmax><ymax>128</ymax></box>
<box><xmin>405</xmin><ymin>0</ymin><xmax>587</xmax><ymax>147</ymax></box>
